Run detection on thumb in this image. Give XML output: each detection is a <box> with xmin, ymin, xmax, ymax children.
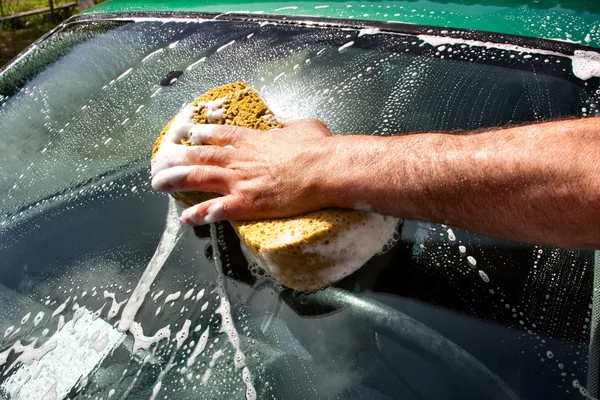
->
<box><xmin>180</xmin><ymin>195</ymin><xmax>243</xmax><ymax>226</ymax></box>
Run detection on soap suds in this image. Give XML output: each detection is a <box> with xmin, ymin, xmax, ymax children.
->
<box><xmin>417</xmin><ymin>34</ymin><xmax>600</xmax><ymax>81</ymax></box>
<box><xmin>187</xmin><ymin>327</ymin><xmax>210</xmax><ymax>367</ymax></box>
<box><xmin>260</xmin><ymin>214</ymin><xmax>399</xmax><ymax>291</ymax></box>
<box><xmin>118</xmin><ymin>198</ymin><xmax>183</xmax><ymax>332</ymax></box>
<box><xmin>572</xmin><ymin>50</ymin><xmax>600</xmax><ymax>80</ymax></box>
<box><xmin>210</xmin><ymin>224</ymin><xmax>257</xmax><ymax>400</ymax></box>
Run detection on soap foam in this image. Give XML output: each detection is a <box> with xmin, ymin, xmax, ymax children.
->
<box><xmin>187</xmin><ymin>327</ymin><xmax>210</xmax><ymax>367</ymax></box>
<box><xmin>417</xmin><ymin>34</ymin><xmax>600</xmax><ymax>81</ymax></box>
<box><xmin>572</xmin><ymin>50</ymin><xmax>600</xmax><ymax>81</ymax></box>
<box><xmin>118</xmin><ymin>197</ymin><xmax>183</xmax><ymax>332</ymax></box>
<box><xmin>209</xmin><ymin>224</ymin><xmax>257</xmax><ymax>400</ymax></box>
<box><xmin>260</xmin><ymin>213</ymin><xmax>400</xmax><ymax>290</ymax></box>
<box><xmin>151</xmin><ymin>98</ymin><xmax>227</xmax><ymax>179</ymax></box>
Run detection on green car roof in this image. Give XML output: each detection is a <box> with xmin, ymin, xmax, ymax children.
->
<box><xmin>85</xmin><ymin>0</ymin><xmax>600</xmax><ymax>49</ymax></box>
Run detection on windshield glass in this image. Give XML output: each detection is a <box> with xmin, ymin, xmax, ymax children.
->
<box><xmin>0</xmin><ymin>14</ymin><xmax>599</xmax><ymax>400</ymax></box>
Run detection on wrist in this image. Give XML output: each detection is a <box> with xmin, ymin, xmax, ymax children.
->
<box><xmin>316</xmin><ymin>135</ymin><xmax>370</xmax><ymax>211</ymax></box>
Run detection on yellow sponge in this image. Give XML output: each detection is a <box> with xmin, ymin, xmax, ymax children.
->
<box><xmin>152</xmin><ymin>82</ymin><xmax>398</xmax><ymax>291</ymax></box>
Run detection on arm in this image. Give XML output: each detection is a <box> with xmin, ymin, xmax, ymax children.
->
<box><xmin>151</xmin><ymin>118</ymin><xmax>600</xmax><ymax>249</ymax></box>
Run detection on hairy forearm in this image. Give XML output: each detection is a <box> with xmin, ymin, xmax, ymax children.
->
<box><xmin>322</xmin><ymin>118</ymin><xmax>600</xmax><ymax>249</ymax></box>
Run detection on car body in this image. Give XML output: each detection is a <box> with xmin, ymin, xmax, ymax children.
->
<box><xmin>0</xmin><ymin>0</ymin><xmax>599</xmax><ymax>399</ymax></box>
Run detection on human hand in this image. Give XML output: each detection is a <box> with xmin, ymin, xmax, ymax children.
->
<box><xmin>151</xmin><ymin>118</ymin><xmax>335</xmax><ymax>225</ymax></box>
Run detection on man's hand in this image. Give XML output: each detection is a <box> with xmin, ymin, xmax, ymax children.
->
<box><xmin>152</xmin><ymin>115</ymin><xmax>600</xmax><ymax>249</ymax></box>
<box><xmin>152</xmin><ymin>118</ymin><xmax>335</xmax><ymax>225</ymax></box>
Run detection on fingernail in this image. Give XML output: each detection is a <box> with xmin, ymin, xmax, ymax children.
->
<box><xmin>180</xmin><ymin>205</ymin><xmax>206</xmax><ymax>226</ymax></box>
<box><xmin>179</xmin><ymin>202</ymin><xmax>222</xmax><ymax>226</ymax></box>
<box><xmin>151</xmin><ymin>166</ymin><xmax>196</xmax><ymax>191</ymax></box>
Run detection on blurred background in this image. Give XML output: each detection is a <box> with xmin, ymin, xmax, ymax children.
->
<box><xmin>0</xmin><ymin>0</ymin><xmax>100</xmax><ymax>66</ymax></box>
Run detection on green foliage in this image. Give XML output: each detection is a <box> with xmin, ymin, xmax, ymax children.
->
<box><xmin>0</xmin><ymin>1</ymin><xmax>76</xmax><ymax>67</ymax></box>
<box><xmin>0</xmin><ymin>0</ymin><xmax>75</xmax><ymax>18</ymax></box>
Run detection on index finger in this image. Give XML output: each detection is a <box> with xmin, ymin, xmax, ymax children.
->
<box><xmin>189</xmin><ymin>124</ymin><xmax>257</xmax><ymax>147</ymax></box>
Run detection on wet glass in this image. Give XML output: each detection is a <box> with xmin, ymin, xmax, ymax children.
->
<box><xmin>0</xmin><ymin>14</ymin><xmax>599</xmax><ymax>400</ymax></box>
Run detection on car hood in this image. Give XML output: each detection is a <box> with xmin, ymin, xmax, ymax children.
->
<box><xmin>83</xmin><ymin>0</ymin><xmax>600</xmax><ymax>49</ymax></box>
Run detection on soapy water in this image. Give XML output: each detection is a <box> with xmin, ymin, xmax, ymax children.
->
<box><xmin>409</xmin><ymin>221</ymin><xmax>595</xmax><ymax>399</ymax></box>
<box><xmin>0</xmin><ymin>198</ymin><xmax>261</xmax><ymax>399</ymax></box>
<box><xmin>0</xmin><ymin>14</ymin><xmax>598</xmax><ymax>400</ymax></box>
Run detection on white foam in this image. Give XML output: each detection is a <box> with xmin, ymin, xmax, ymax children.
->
<box><xmin>103</xmin><ymin>291</ymin><xmax>127</xmax><ymax>321</ymax></box>
<box><xmin>51</xmin><ymin>297</ymin><xmax>70</xmax><ymax>319</ymax></box>
<box><xmin>1</xmin><ymin>308</ymin><xmax>124</xmax><ymax>399</ymax></box>
<box><xmin>115</xmin><ymin>67</ymin><xmax>133</xmax><ymax>82</ymax></box>
<box><xmin>187</xmin><ymin>327</ymin><xmax>210</xmax><ymax>367</ymax></box>
<box><xmin>148</xmin><ymin>354</ymin><xmax>177</xmax><ymax>400</ymax></box>
<box><xmin>447</xmin><ymin>228</ymin><xmax>456</xmax><ymax>242</ymax></box>
<box><xmin>152</xmin><ymin>165</ymin><xmax>196</xmax><ymax>190</ymax></box>
<box><xmin>417</xmin><ymin>34</ymin><xmax>600</xmax><ymax>81</ymax></box>
<box><xmin>217</xmin><ymin>40</ymin><xmax>236</xmax><ymax>53</ymax></box>
<box><xmin>164</xmin><ymin>291</ymin><xmax>181</xmax><ymax>304</ymax></box>
<box><xmin>181</xmin><ymin>201</ymin><xmax>222</xmax><ymax>226</ymax></box>
<box><xmin>186</xmin><ymin>57</ymin><xmax>207</xmax><ymax>71</ymax></box>
<box><xmin>467</xmin><ymin>256</ymin><xmax>477</xmax><ymax>267</ymax></box>
<box><xmin>4</xmin><ymin>325</ymin><xmax>14</xmax><ymax>338</ymax></box>
<box><xmin>118</xmin><ymin>197</ymin><xmax>183</xmax><ymax>332</ymax></box>
<box><xmin>183</xmin><ymin>288</ymin><xmax>195</xmax><ymax>300</ymax></box>
<box><xmin>72</xmin><ymin>305</ymin><xmax>85</xmax><ymax>325</ymax></box>
<box><xmin>260</xmin><ymin>213</ymin><xmax>399</xmax><ymax>290</ymax></box>
<box><xmin>418</xmin><ymin>34</ymin><xmax>563</xmax><ymax>57</ymax></box>
<box><xmin>174</xmin><ymin>319</ymin><xmax>191</xmax><ymax>350</ymax></box>
<box><xmin>33</xmin><ymin>311</ymin><xmax>45</xmax><ymax>327</ymax></box>
<box><xmin>201</xmin><ymin>301</ymin><xmax>209</xmax><ymax>312</ymax></box>
<box><xmin>572</xmin><ymin>50</ymin><xmax>600</xmax><ymax>80</ymax></box>
<box><xmin>152</xmin><ymin>290</ymin><xmax>164</xmax><ymax>302</ymax></box>
<box><xmin>201</xmin><ymin>349</ymin><xmax>225</xmax><ymax>386</ymax></box>
<box><xmin>20</xmin><ymin>312</ymin><xmax>31</xmax><ymax>325</ymax></box>
<box><xmin>142</xmin><ymin>48</ymin><xmax>164</xmax><ymax>62</ymax></box>
<box><xmin>358</xmin><ymin>28</ymin><xmax>380</xmax><ymax>37</ymax></box>
<box><xmin>129</xmin><ymin>322</ymin><xmax>171</xmax><ymax>353</ymax></box>
<box><xmin>338</xmin><ymin>41</ymin><xmax>355</xmax><ymax>52</ymax></box>
<box><xmin>57</xmin><ymin>315</ymin><xmax>65</xmax><ymax>331</ymax></box>
<box><xmin>151</xmin><ymin>98</ymin><xmax>229</xmax><ymax>180</ymax></box>
<box><xmin>210</xmin><ymin>224</ymin><xmax>256</xmax><ymax>399</ymax></box>
<box><xmin>41</xmin><ymin>383</ymin><xmax>57</xmax><ymax>400</ymax></box>
<box><xmin>478</xmin><ymin>270</ymin><xmax>490</xmax><ymax>283</ymax></box>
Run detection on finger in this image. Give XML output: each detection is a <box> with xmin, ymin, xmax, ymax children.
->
<box><xmin>151</xmin><ymin>165</ymin><xmax>231</xmax><ymax>193</ymax></box>
<box><xmin>151</xmin><ymin>143</ymin><xmax>235</xmax><ymax>176</ymax></box>
<box><xmin>189</xmin><ymin>124</ymin><xmax>256</xmax><ymax>147</ymax></box>
<box><xmin>180</xmin><ymin>195</ymin><xmax>235</xmax><ymax>226</ymax></box>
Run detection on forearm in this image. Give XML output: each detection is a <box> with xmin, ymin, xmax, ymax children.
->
<box><xmin>323</xmin><ymin>118</ymin><xmax>600</xmax><ymax>249</ymax></box>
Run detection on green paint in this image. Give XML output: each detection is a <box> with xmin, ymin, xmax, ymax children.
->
<box><xmin>83</xmin><ymin>0</ymin><xmax>600</xmax><ymax>49</ymax></box>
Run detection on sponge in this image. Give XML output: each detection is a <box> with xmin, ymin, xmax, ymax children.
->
<box><xmin>152</xmin><ymin>82</ymin><xmax>398</xmax><ymax>291</ymax></box>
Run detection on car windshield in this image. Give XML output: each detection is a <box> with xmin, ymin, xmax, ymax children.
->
<box><xmin>1</xmin><ymin>13</ymin><xmax>600</xmax><ymax>400</ymax></box>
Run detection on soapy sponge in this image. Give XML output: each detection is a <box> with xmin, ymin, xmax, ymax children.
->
<box><xmin>152</xmin><ymin>82</ymin><xmax>398</xmax><ymax>291</ymax></box>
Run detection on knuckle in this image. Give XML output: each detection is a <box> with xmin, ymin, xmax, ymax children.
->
<box><xmin>191</xmin><ymin>166</ymin><xmax>208</xmax><ymax>183</ymax></box>
<box><xmin>220</xmin><ymin>125</ymin><xmax>241</xmax><ymax>141</ymax></box>
<box><xmin>308</xmin><ymin>118</ymin><xmax>328</xmax><ymax>131</ymax></box>
<box><xmin>193</xmin><ymin>145</ymin><xmax>211</xmax><ymax>161</ymax></box>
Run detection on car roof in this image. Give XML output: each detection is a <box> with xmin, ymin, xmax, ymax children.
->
<box><xmin>83</xmin><ymin>0</ymin><xmax>600</xmax><ymax>49</ymax></box>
